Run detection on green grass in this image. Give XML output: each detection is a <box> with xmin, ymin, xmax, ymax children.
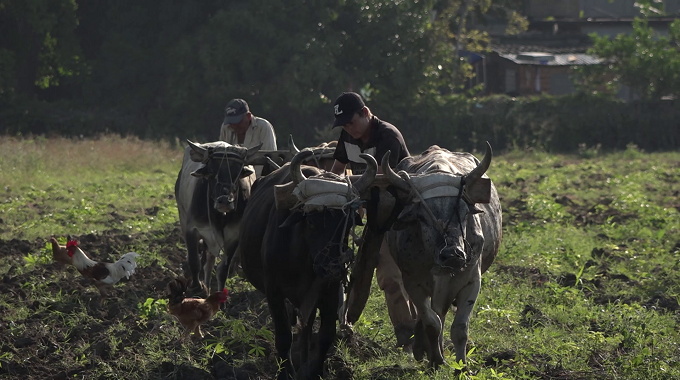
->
<box><xmin>0</xmin><ymin>136</ymin><xmax>678</xmax><ymax>379</ymax></box>
<box><xmin>0</xmin><ymin>135</ymin><xmax>182</xmax><ymax>240</ymax></box>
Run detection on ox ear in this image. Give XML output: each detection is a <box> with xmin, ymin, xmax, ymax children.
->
<box><xmin>464</xmin><ymin>177</ymin><xmax>491</xmax><ymax>204</ymax></box>
<box><xmin>279</xmin><ymin>211</ymin><xmax>305</xmax><ymax>228</ymax></box>
<box><xmin>240</xmin><ymin>165</ymin><xmax>255</xmax><ymax>178</ymax></box>
<box><xmin>190</xmin><ymin>164</ymin><xmax>210</xmax><ymax>178</ymax></box>
<box><xmin>392</xmin><ymin>204</ymin><xmax>418</xmax><ymax>230</ymax></box>
<box><xmin>187</xmin><ymin>140</ymin><xmax>208</xmax><ymax>163</ymax></box>
<box><xmin>469</xmin><ymin>204</ymin><xmax>485</xmax><ymax>215</ymax></box>
<box><xmin>245</xmin><ymin>143</ymin><xmax>264</xmax><ymax>161</ymax></box>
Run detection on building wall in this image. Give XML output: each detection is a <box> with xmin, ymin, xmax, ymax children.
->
<box><xmin>487</xmin><ymin>55</ymin><xmax>576</xmax><ymax>96</ymax></box>
<box><xmin>582</xmin><ymin>0</ymin><xmax>640</xmax><ymax>18</ymax></box>
<box><xmin>517</xmin><ymin>65</ymin><xmax>572</xmax><ymax>95</ymax></box>
<box><xmin>581</xmin><ymin>23</ymin><xmax>671</xmax><ymax>38</ymax></box>
<box><xmin>527</xmin><ymin>0</ymin><xmax>680</xmax><ymax>19</ymax></box>
<box><xmin>527</xmin><ymin>0</ymin><xmax>580</xmax><ymax>19</ymax></box>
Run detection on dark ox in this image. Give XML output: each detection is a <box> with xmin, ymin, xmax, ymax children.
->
<box><xmin>175</xmin><ymin>140</ymin><xmax>260</xmax><ymax>295</ymax></box>
<box><xmin>381</xmin><ymin>142</ymin><xmax>502</xmax><ymax>367</ymax></box>
<box><xmin>238</xmin><ymin>150</ymin><xmax>377</xmax><ymax>380</ymax></box>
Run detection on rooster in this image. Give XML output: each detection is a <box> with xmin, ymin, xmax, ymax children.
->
<box><xmin>166</xmin><ymin>277</ymin><xmax>228</xmax><ymax>340</ymax></box>
<box><xmin>50</xmin><ymin>237</ymin><xmax>73</xmax><ymax>266</ymax></box>
<box><xmin>65</xmin><ymin>238</ymin><xmax>140</xmax><ymax>295</ymax></box>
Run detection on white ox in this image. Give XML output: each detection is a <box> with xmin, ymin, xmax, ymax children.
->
<box><xmin>381</xmin><ymin>142</ymin><xmax>502</xmax><ymax>367</ymax></box>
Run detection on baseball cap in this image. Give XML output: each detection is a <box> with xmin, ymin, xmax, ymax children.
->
<box><xmin>332</xmin><ymin>92</ymin><xmax>365</xmax><ymax>128</ymax></box>
<box><xmin>223</xmin><ymin>99</ymin><xmax>250</xmax><ymax>125</ymax></box>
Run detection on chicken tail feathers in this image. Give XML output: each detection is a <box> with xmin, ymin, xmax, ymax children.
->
<box><xmin>101</xmin><ymin>252</ymin><xmax>139</xmax><ymax>284</ymax></box>
<box><xmin>167</xmin><ymin>277</ymin><xmax>190</xmax><ymax>305</ymax></box>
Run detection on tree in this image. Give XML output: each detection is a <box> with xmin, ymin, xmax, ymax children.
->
<box><xmin>575</xmin><ymin>18</ymin><xmax>680</xmax><ymax>101</ymax></box>
<box><xmin>0</xmin><ymin>0</ymin><xmax>82</xmax><ymax>96</ymax></box>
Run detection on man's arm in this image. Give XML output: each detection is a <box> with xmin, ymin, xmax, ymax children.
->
<box><xmin>258</xmin><ymin>119</ymin><xmax>277</xmax><ymax>150</ymax></box>
<box><xmin>376</xmin><ymin>134</ymin><xmax>404</xmax><ymax>173</ymax></box>
<box><xmin>219</xmin><ymin>124</ymin><xmax>230</xmax><ymax>142</ymax></box>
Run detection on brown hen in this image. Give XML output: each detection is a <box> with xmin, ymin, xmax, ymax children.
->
<box><xmin>166</xmin><ymin>277</ymin><xmax>228</xmax><ymax>340</ymax></box>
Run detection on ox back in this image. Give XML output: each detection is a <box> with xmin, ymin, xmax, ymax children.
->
<box><xmin>175</xmin><ymin>147</ymin><xmax>251</xmax><ymax>296</ymax></box>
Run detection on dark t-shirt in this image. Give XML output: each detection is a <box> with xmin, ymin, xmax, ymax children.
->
<box><xmin>333</xmin><ymin>116</ymin><xmax>410</xmax><ymax>174</ymax></box>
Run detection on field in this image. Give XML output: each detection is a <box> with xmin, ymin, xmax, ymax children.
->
<box><xmin>0</xmin><ymin>135</ymin><xmax>678</xmax><ymax>380</ymax></box>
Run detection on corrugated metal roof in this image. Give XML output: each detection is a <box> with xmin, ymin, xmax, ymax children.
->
<box><xmin>498</xmin><ymin>52</ymin><xmax>602</xmax><ymax>66</ymax></box>
<box><xmin>490</xmin><ymin>43</ymin><xmax>591</xmax><ymax>54</ymax></box>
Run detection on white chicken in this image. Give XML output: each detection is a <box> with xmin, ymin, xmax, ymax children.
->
<box><xmin>65</xmin><ymin>239</ymin><xmax>140</xmax><ymax>295</ymax></box>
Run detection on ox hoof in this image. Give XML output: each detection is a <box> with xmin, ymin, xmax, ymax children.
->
<box><xmin>338</xmin><ymin>323</ymin><xmax>354</xmax><ymax>341</ymax></box>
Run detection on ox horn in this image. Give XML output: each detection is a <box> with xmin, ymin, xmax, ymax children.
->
<box><xmin>381</xmin><ymin>151</ymin><xmax>411</xmax><ymax>194</ymax></box>
<box><xmin>289</xmin><ymin>135</ymin><xmax>300</xmax><ymax>154</ymax></box>
<box><xmin>187</xmin><ymin>140</ymin><xmax>208</xmax><ymax>163</ymax></box>
<box><xmin>290</xmin><ymin>150</ymin><xmax>313</xmax><ymax>185</ymax></box>
<box><xmin>465</xmin><ymin>141</ymin><xmax>493</xmax><ymax>187</ymax></box>
<box><xmin>245</xmin><ymin>143</ymin><xmax>264</xmax><ymax>161</ymax></box>
<box><xmin>353</xmin><ymin>153</ymin><xmax>378</xmax><ymax>194</ymax></box>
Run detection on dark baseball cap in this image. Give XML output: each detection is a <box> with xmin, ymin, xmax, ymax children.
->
<box><xmin>332</xmin><ymin>92</ymin><xmax>365</xmax><ymax>128</ymax></box>
<box><xmin>223</xmin><ymin>99</ymin><xmax>250</xmax><ymax>125</ymax></box>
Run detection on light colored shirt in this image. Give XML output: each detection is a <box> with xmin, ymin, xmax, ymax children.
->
<box><xmin>219</xmin><ymin>116</ymin><xmax>277</xmax><ymax>177</ymax></box>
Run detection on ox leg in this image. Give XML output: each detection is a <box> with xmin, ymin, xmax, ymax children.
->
<box><xmin>449</xmin><ymin>276</ymin><xmax>481</xmax><ymax>365</ymax></box>
<box><xmin>185</xmin><ymin>231</ymin><xmax>207</xmax><ymax>296</ymax></box>
<box><xmin>404</xmin><ymin>284</ymin><xmax>445</xmax><ymax>367</ymax></box>
<box><xmin>413</xmin><ymin>318</ymin><xmax>426</xmax><ymax>361</ymax></box>
<box><xmin>295</xmin><ymin>309</ymin><xmax>316</xmax><ymax>372</ymax></box>
<box><xmin>376</xmin><ymin>240</ymin><xmax>416</xmax><ymax>349</ymax></box>
<box><xmin>217</xmin><ymin>241</ymin><xmax>239</xmax><ymax>292</ymax></box>
<box><xmin>202</xmin><ymin>253</ymin><xmax>216</xmax><ymax>294</ymax></box>
<box><xmin>267</xmin><ymin>289</ymin><xmax>295</xmax><ymax>380</ymax></box>
<box><xmin>300</xmin><ymin>282</ymin><xmax>340</xmax><ymax>380</ymax></box>
<box><xmin>226</xmin><ymin>248</ymin><xmax>241</xmax><ymax>278</ymax></box>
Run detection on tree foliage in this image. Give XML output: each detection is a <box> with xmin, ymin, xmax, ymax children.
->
<box><xmin>574</xmin><ymin>3</ymin><xmax>680</xmax><ymax>101</ymax></box>
<box><xmin>1</xmin><ymin>0</ymin><xmax>527</xmax><ymax>145</ymax></box>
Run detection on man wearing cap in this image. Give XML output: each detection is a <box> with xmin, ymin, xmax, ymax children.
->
<box><xmin>219</xmin><ymin>98</ymin><xmax>277</xmax><ymax>177</ymax></box>
<box><xmin>330</xmin><ymin>92</ymin><xmax>416</xmax><ymax>350</ymax></box>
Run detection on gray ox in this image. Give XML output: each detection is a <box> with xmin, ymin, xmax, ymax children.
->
<box><xmin>381</xmin><ymin>142</ymin><xmax>502</xmax><ymax>367</ymax></box>
<box><xmin>239</xmin><ymin>150</ymin><xmax>377</xmax><ymax>380</ymax></box>
<box><xmin>175</xmin><ymin>140</ymin><xmax>261</xmax><ymax>295</ymax></box>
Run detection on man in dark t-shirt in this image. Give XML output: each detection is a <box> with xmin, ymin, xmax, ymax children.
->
<box><xmin>330</xmin><ymin>92</ymin><xmax>416</xmax><ymax>349</ymax></box>
<box><xmin>330</xmin><ymin>92</ymin><xmax>409</xmax><ymax>175</ymax></box>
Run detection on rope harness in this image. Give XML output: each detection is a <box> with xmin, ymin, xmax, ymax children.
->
<box><xmin>204</xmin><ymin>151</ymin><xmax>247</xmax><ymax>256</ymax></box>
<box><xmin>398</xmin><ymin>170</ymin><xmax>474</xmax><ymax>275</ymax></box>
<box><xmin>293</xmin><ymin>172</ymin><xmax>364</xmax><ymax>282</ymax></box>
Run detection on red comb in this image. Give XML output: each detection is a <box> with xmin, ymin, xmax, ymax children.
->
<box><xmin>66</xmin><ymin>240</ymin><xmax>78</xmax><ymax>248</ymax></box>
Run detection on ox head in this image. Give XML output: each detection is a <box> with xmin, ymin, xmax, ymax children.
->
<box><xmin>382</xmin><ymin>142</ymin><xmax>492</xmax><ymax>274</ymax></box>
<box><xmin>281</xmin><ymin>150</ymin><xmax>377</xmax><ymax>279</ymax></box>
<box><xmin>300</xmin><ymin>141</ymin><xmax>338</xmax><ymax>172</ymax></box>
<box><xmin>187</xmin><ymin>140</ymin><xmax>262</xmax><ymax>214</ymax></box>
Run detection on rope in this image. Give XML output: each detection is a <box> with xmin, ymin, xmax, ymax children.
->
<box><xmin>398</xmin><ymin>170</ymin><xmax>473</xmax><ymax>274</ymax></box>
<box><xmin>205</xmin><ymin>153</ymin><xmax>246</xmax><ymax>257</ymax></box>
<box><xmin>307</xmin><ymin>173</ymin><xmax>364</xmax><ymax>281</ymax></box>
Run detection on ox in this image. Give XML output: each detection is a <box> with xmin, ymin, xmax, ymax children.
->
<box><xmin>238</xmin><ymin>150</ymin><xmax>377</xmax><ymax>380</ymax></box>
<box><xmin>381</xmin><ymin>142</ymin><xmax>502</xmax><ymax>367</ymax></box>
<box><xmin>175</xmin><ymin>140</ymin><xmax>261</xmax><ymax>296</ymax></box>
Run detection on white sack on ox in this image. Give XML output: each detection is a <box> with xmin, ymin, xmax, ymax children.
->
<box><xmin>407</xmin><ymin>172</ymin><xmax>464</xmax><ymax>200</ymax></box>
<box><xmin>292</xmin><ymin>174</ymin><xmax>360</xmax><ymax>213</ymax></box>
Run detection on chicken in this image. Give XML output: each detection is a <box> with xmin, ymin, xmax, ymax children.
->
<box><xmin>167</xmin><ymin>277</ymin><xmax>228</xmax><ymax>340</ymax></box>
<box><xmin>65</xmin><ymin>238</ymin><xmax>140</xmax><ymax>295</ymax></box>
<box><xmin>50</xmin><ymin>237</ymin><xmax>73</xmax><ymax>266</ymax></box>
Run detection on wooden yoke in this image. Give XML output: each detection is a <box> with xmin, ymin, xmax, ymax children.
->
<box><xmin>274</xmin><ymin>175</ymin><xmax>394</xmax><ymax>210</ymax></box>
<box><xmin>245</xmin><ymin>134</ymin><xmax>300</xmax><ymax>167</ymax></box>
<box><xmin>274</xmin><ymin>174</ymin><xmax>492</xmax><ymax>210</ymax></box>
